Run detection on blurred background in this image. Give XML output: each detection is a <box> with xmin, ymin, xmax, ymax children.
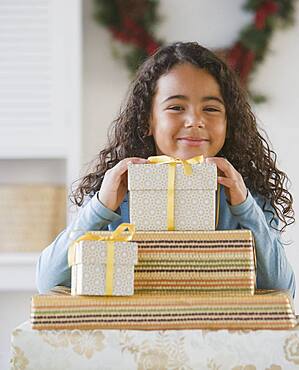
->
<box><xmin>0</xmin><ymin>0</ymin><xmax>298</xmax><ymax>368</ymax></box>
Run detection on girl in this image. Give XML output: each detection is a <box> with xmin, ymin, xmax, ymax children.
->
<box><xmin>36</xmin><ymin>42</ymin><xmax>295</xmax><ymax>297</ymax></box>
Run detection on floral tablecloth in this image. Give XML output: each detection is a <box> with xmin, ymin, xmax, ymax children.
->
<box><xmin>10</xmin><ymin>320</ymin><xmax>299</xmax><ymax>370</ymax></box>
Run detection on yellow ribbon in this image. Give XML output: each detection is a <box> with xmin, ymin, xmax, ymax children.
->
<box><xmin>68</xmin><ymin>223</ymin><xmax>135</xmax><ymax>295</ymax></box>
<box><xmin>148</xmin><ymin>155</ymin><xmax>204</xmax><ymax>230</ymax></box>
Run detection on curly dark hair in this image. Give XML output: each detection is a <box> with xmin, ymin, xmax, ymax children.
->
<box><xmin>72</xmin><ymin>41</ymin><xmax>294</xmax><ymax>232</ymax></box>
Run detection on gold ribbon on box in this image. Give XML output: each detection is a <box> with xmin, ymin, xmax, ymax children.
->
<box><xmin>68</xmin><ymin>223</ymin><xmax>135</xmax><ymax>295</ymax></box>
<box><xmin>147</xmin><ymin>155</ymin><xmax>220</xmax><ymax>230</ymax></box>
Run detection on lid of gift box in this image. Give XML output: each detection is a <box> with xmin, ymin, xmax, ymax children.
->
<box><xmin>73</xmin><ymin>241</ymin><xmax>138</xmax><ymax>265</ymax></box>
<box><xmin>128</xmin><ymin>162</ymin><xmax>217</xmax><ymax>191</ymax></box>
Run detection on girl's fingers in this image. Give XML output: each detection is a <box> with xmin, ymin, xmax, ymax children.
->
<box><xmin>112</xmin><ymin>157</ymin><xmax>148</xmax><ymax>176</ymax></box>
<box><xmin>207</xmin><ymin>157</ymin><xmax>247</xmax><ymax>205</ymax></box>
<box><xmin>206</xmin><ymin>157</ymin><xmax>236</xmax><ymax>178</ymax></box>
<box><xmin>99</xmin><ymin>157</ymin><xmax>148</xmax><ymax>210</ymax></box>
<box><xmin>126</xmin><ymin>157</ymin><xmax>149</xmax><ymax>166</ymax></box>
<box><xmin>217</xmin><ymin>176</ymin><xmax>237</xmax><ymax>188</ymax></box>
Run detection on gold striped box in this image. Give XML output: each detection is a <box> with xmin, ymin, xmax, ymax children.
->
<box><xmin>89</xmin><ymin>229</ymin><xmax>256</xmax><ymax>295</ymax></box>
<box><xmin>31</xmin><ymin>287</ymin><xmax>296</xmax><ymax>330</ymax></box>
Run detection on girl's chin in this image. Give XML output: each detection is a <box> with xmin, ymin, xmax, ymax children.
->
<box><xmin>157</xmin><ymin>148</ymin><xmax>210</xmax><ymax>160</ymax></box>
<box><xmin>176</xmin><ymin>150</ymin><xmax>206</xmax><ymax>160</ymax></box>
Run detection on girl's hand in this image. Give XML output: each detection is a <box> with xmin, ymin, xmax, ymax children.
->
<box><xmin>98</xmin><ymin>157</ymin><xmax>148</xmax><ymax>211</ymax></box>
<box><xmin>206</xmin><ymin>157</ymin><xmax>247</xmax><ymax>206</ymax></box>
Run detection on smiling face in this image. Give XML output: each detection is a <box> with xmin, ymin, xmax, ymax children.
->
<box><xmin>150</xmin><ymin>63</ymin><xmax>227</xmax><ymax>160</ymax></box>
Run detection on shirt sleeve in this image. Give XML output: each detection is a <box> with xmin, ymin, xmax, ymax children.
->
<box><xmin>36</xmin><ymin>192</ymin><xmax>121</xmax><ymax>293</ymax></box>
<box><xmin>228</xmin><ymin>190</ymin><xmax>296</xmax><ymax>297</ymax></box>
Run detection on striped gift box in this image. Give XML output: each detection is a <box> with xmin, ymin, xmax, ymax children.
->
<box><xmin>123</xmin><ymin>229</ymin><xmax>254</xmax><ymax>295</ymax></box>
<box><xmin>84</xmin><ymin>229</ymin><xmax>256</xmax><ymax>295</ymax></box>
<box><xmin>31</xmin><ymin>287</ymin><xmax>296</xmax><ymax>330</ymax></box>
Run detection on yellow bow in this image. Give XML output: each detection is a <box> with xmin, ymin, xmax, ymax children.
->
<box><xmin>148</xmin><ymin>155</ymin><xmax>204</xmax><ymax>230</ymax></box>
<box><xmin>68</xmin><ymin>223</ymin><xmax>135</xmax><ymax>295</ymax></box>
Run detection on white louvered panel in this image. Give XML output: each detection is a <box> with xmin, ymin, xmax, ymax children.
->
<box><xmin>0</xmin><ymin>0</ymin><xmax>67</xmax><ymax>158</ymax></box>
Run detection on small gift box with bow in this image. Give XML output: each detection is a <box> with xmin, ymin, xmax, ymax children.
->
<box><xmin>69</xmin><ymin>224</ymin><xmax>138</xmax><ymax>296</ymax></box>
<box><xmin>128</xmin><ymin>155</ymin><xmax>218</xmax><ymax>231</ymax></box>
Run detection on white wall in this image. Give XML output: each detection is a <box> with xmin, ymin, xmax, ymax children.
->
<box><xmin>83</xmin><ymin>0</ymin><xmax>299</xmax><ymax>309</ymax></box>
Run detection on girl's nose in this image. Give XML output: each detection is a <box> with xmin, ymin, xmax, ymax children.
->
<box><xmin>184</xmin><ymin>116</ymin><xmax>205</xmax><ymax>128</ymax></box>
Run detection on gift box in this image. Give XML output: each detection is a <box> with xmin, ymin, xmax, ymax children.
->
<box><xmin>128</xmin><ymin>156</ymin><xmax>218</xmax><ymax>231</ymax></box>
<box><xmin>69</xmin><ymin>224</ymin><xmax>138</xmax><ymax>296</ymax></box>
<box><xmin>132</xmin><ymin>229</ymin><xmax>256</xmax><ymax>295</ymax></box>
<box><xmin>31</xmin><ymin>286</ymin><xmax>297</xmax><ymax>330</ymax></box>
<box><xmin>87</xmin><ymin>229</ymin><xmax>256</xmax><ymax>295</ymax></box>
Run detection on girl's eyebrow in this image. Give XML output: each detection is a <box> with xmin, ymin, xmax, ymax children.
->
<box><xmin>202</xmin><ymin>96</ymin><xmax>225</xmax><ymax>105</ymax></box>
<box><xmin>162</xmin><ymin>94</ymin><xmax>188</xmax><ymax>103</ymax></box>
<box><xmin>162</xmin><ymin>95</ymin><xmax>224</xmax><ymax>105</ymax></box>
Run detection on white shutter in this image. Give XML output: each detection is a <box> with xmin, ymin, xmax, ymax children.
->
<box><xmin>0</xmin><ymin>0</ymin><xmax>69</xmax><ymax>158</ymax></box>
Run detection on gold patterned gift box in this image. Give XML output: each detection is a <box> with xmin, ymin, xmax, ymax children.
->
<box><xmin>69</xmin><ymin>224</ymin><xmax>138</xmax><ymax>296</ymax></box>
<box><xmin>128</xmin><ymin>156</ymin><xmax>218</xmax><ymax>231</ymax></box>
<box><xmin>132</xmin><ymin>229</ymin><xmax>256</xmax><ymax>295</ymax></box>
<box><xmin>31</xmin><ymin>287</ymin><xmax>297</xmax><ymax>330</ymax></box>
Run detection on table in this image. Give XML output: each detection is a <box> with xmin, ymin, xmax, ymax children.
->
<box><xmin>10</xmin><ymin>320</ymin><xmax>299</xmax><ymax>369</ymax></box>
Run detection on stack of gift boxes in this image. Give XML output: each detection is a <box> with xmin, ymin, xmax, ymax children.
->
<box><xmin>31</xmin><ymin>157</ymin><xmax>296</xmax><ymax>330</ymax></box>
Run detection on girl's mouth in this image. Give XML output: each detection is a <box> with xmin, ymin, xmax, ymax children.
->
<box><xmin>177</xmin><ymin>138</ymin><xmax>209</xmax><ymax>147</ymax></box>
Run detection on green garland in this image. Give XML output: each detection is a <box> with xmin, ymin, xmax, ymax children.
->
<box><xmin>94</xmin><ymin>0</ymin><xmax>162</xmax><ymax>72</ymax></box>
<box><xmin>94</xmin><ymin>0</ymin><xmax>296</xmax><ymax>102</ymax></box>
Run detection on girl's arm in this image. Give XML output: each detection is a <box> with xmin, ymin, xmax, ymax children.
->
<box><xmin>229</xmin><ymin>191</ymin><xmax>296</xmax><ymax>297</ymax></box>
<box><xmin>36</xmin><ymin>193</ymin><xmax>121</xmax><ymax>293</ymax></box>
<box><xmin>206</xmin><ymin>156</ymin><xmax>295</xmax><ymax>297</ymax></box>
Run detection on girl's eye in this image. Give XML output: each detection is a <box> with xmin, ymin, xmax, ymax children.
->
<box><xmin>204</xmin><ymin>107</ymin><xmax>221</xmax><ymax>112</ymax></box>
<box><xmin>168</xmin><ymin>105</ymin><xmax>184</xmax><ymax>111</ymax></box>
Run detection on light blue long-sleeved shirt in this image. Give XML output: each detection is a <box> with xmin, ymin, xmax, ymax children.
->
<box><xmin>36</xmin><ymin>186</ymin><xmax>296</xmax><ymax>297</ymax></box>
